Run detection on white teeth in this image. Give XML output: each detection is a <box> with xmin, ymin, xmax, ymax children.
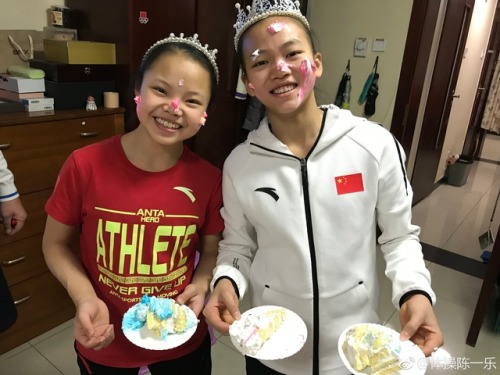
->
<box><xmin>272</xmin><ymin>85</ymin><xmax>295</xmax><ymax>94</ymax></box>
<box><xmin>156</xmin><ymin>117</ymin><xmax>180</xmax><ymax>129</ymax></box>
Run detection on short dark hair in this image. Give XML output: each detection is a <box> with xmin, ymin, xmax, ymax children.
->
<box><xmin>135</xmin><ymin>42</ymin><xmax>217</xmax><ymax>109</ymax></box>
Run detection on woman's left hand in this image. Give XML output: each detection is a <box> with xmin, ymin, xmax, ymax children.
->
<box><xmin>399</xmin><ymin>294</ymin><xmax>444</xmax><ymax>356</ymax></box>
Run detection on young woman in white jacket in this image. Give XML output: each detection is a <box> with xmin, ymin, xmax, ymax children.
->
<box><xmin>203</xmin><ymin>1</ymin><xmax>443</xmax><ymax>374</ymax></box>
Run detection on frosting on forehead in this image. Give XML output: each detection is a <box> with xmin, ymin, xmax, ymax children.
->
<box><xmin>267</xmin><ymin>21</ymin><xmax>290</xmax><ymax>34</ymax></box>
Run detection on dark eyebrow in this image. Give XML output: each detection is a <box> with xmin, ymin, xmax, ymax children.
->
<box><xmin>281</xmin><ymin>38</ymin><xmax>302</xmax><ymax>49</ymax></box>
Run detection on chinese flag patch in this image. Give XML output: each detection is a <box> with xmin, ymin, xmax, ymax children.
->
<box><xmin>335</xmin><ymin>173</ymin><xmax>364</xmax><ymax>195</ymax></box>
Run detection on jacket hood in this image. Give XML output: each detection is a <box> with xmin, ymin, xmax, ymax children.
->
<box><xmin>246</xmin><ymin>104</ymin><xmax>369</xmax><ymax>155</ymax></box>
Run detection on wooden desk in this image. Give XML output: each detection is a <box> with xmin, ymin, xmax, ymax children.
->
<box><xmin>0</xmin><ymin>108</ymin><xmax>124</xmax><ymax>354</ymax></box>
<box><xmin>466</xmin><ymin>225</ymin><xmax>500</xmax><ymax>346</ymax></box>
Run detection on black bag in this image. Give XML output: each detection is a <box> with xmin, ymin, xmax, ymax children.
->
<box><xmin>0</xmin><ymin>266</ymin><xmax>17</xmax><ymax>332</ymax></box>
<box><xmin>364</xmin><ymin>72</ymin><xmax>379</xmax><ymax>117</ymax></box>
<box><xmin>335</xmin><ymin>60</ymin><xmax>350</xmax><ymax>107</ymax></box>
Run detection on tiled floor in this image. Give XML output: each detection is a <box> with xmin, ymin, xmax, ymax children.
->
<box><xmin>1</xmin><ymin>161</ymin><xmax>499</xmax><ymax>374</ymax></box>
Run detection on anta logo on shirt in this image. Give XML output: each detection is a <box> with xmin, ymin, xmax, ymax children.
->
<box><xmin>255</xmin><ymin>187</ymin><xmax>279</xmax><ymax>201</ymax></box>
<box><xmin>335</xmin><ymin>173</ymin><xmax>364</xmax><ymax>195</ymax></box>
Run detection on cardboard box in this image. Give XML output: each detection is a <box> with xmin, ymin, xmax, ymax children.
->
<box><xmin>0</xmin><ymin>89</ymin><xmax>44</xmax><ymax>102</ymax></box>
<box><xmin>24</xmin><ymin>103</ymin><xmax>54</xmax><ymax>112</ymax></box>
<box><xmin>22</xmin><ymin>97</ymin><xmax>54</xmax><ymax>106</ymax></box>
<box><xmin>44</xmin><ymin>79</ymin><xmax>115</xmax><ymax>110</ymax></box>
<box><xmin>43</xmin><ymin>40</ymin><xmax>116</xmax><ymax>64</ymax></box>
<box><xmin>0</xmin><ymin>75</ymin><xmax>45</xmax><ymax>93</ymax></box>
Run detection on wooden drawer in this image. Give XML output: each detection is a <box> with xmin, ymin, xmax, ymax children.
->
<box><xmin>1</xmin><ymin>235</ymin><xmax>47</xmax><ymax>286</ymax></box>
<box><xmin>0</xmin><ymin>115</ymin><xmax>116</xmax><ymax>194</ymax></box>
<box><xmin>0</xmin><ymin>271</ymin><xmax>76</xmax><ymax>354</ymax></box>
<box><xmin>0</xmin><ymin>189</ymin><xmax>51</xmax><ymax>247</ymax></box>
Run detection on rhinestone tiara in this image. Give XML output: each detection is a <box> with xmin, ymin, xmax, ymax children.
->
<box><xmin>142</xmin><ymin>33</ymin><xmax>219</xmax><ymax>82</ymax></box>
<box><xmin>233</xmin><ymin>0</ymin><xmax>310</xmax><ymax>50</ymax></box>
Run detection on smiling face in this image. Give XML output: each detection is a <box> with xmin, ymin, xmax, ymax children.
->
<box><xmin>135</xmin><ymin>51</ymin><xmax>211</xmax><ymax>146</ymax></box>
<box><xmin>241</xmin><ymin>17</ymin><xmax>322</xmax><ymax>116</ymax></box>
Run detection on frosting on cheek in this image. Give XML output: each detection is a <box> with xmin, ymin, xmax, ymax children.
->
<box><xmin>134</xmin><ymin>95</ymin><xmax>142</xmax><ymax>116</ymax></box>
<box><xmin>297</xmin><ymin>58</ymin><xmax>317</xmax><ymax>104</ymax></box>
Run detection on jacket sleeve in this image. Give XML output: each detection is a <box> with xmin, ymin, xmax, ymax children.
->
<box><xmin>210</xmin><ymin>157</ymin><xmax>255</xmax><ymax>299</ymax></box>
<box><xmin>0</xmin><ymin>151</ymin><xmax>19</xmax><ymax>202</ymax></box>
<box><xmin>376</xmin><ymin>136</ymin><xmax>436</xmax><ymax>308</ymax></box>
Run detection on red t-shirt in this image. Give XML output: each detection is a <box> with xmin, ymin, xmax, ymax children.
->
<box><xmin>45</xmin><ymin>135</ymin><xmax>223</xmax><ymax>367</ymax></box>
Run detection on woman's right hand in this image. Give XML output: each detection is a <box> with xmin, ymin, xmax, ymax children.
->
<box><xmin>203</xmin><ymin>279</ymin><xmax>241</xmax><ymax>335</ymax></box>
<box><xmin>74</xmin><ymin>297</ymin><xmax>114</xmax><ymax>350</ymax></box>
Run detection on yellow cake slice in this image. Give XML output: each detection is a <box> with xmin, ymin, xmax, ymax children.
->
<box><xmin>230</xmin><ymin>307</ymin><xmax>287</xmax><ymax>356</ymax></box>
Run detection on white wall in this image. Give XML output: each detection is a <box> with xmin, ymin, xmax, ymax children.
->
<box><xmin>308</xmin><ymin>0</ymin><xmax>413</xmax><ymax>128</ymax></box>
<box><xmin>438</xmin><ymin>0</ymin><xmax>499</xmax><ymax>179</ymax></box>
<box><xmin>0</xmin><ymin>0</ymin><xmax>65</xmax><ymax>31</ymax></box>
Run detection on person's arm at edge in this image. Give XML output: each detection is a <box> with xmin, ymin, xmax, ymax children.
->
<box><xmin>177</xmin><ymin>233</ymin><xmax>222</xmax><ymax>316</ymax></box>
<box><xmin>42</xmin><ymin>215</ymin><xmax>113</xmax><ymax>349</ymax></box>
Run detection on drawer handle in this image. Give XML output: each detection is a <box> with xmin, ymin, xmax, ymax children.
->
<box><xmin>14</xmin><ymin>295</ymin><xmax>31</xmax><ymax>305</ymax></box>
<box><xmin>80</xmin><ymin>131</ymin><xmax>99</xmax><ymax>138</ymax></box>
<box><xmin>2</xmin><ymin>254</ymin><xmax>26</xmax><ymax>266</ymax></box>
<box><xmin>0</xmin><ymin>143</ymin><xmax>12</xmax><ymax>150</ymax></box>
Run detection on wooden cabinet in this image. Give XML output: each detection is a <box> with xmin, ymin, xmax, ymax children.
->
<box><xmin>0</xmin><ymin>108</ymin><xmax>124</xmax><ymax>354</ymax></box>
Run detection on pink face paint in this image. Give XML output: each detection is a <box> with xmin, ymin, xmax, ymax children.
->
<box><xmin>170</xmin><ymin>98</ymin><xmax>180</xmax><ymax>113</ymax></box>
<box><xmin>267</xmin><ymin>21</ymin><xmax>289</xmax><ymax>35</ymax></box>
<box><xmin>297</xmin><ymin>58</ymin><xmax>317</xmax><ymax>105</ymax></box>
<box><xmin>277</xmin><ymin>60</ymin><xmax>291</xmax><ymax>73</ymax></box>
<box><xmin>178</xmin><ymin>79</ymin><xmax>184</xmax><ymax>86</ymax></box>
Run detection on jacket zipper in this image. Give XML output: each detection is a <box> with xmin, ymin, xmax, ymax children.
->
<box><xmin>300</xmin><ymin>158</ymin><xmax>320</xmax><ymax>375</ymax></box>
<box><xmin>249</xmin><ymin>143</ymin><xmax>321</xmax><ymax>375</ymax></box>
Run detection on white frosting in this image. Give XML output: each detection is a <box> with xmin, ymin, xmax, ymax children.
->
<box><xmin>229</xmin><ymin>308</ymin><xmax>286</xmax><ymax>356</ymax></box>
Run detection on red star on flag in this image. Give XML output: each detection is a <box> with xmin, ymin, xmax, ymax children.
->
<box><xmin>335</xmin><ymin>173</ymin><xmax>364</xmax><ymax>195</ymax></box>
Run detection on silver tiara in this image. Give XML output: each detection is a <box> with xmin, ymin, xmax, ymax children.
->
<box><xmin>142</xmin><ymin>33</ymin><xmax>219</xmax><ymax>82</ymax></box>
<box><xmin>233</xmin><ymin>0</ymin><xmax>310</xmax><ymax>50</ymax></box>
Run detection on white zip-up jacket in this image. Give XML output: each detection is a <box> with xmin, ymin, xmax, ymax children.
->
<box><xmin>212</xmin><ymin>105</ymin><xmax>435</xmax><ymax>374</ymax></box>
<box><xmin>0</xmin><ymin>151</ymin><xmax>19</xmax><ymax>202</ymax></box>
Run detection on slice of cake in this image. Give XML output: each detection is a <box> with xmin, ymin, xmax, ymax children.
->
<box><xmin>342</xmin><ymin>323</ymin><xmax>402</xmax><ymax>375</ymax></box>
<box><xmin>230</xmin><ymin>307</ymin><xmax>286</xmax><ymax>356</ymax></box>
<box><xmin>122</xmin><ymin>294</ymin><xmax>197</xmax><ymax>340</ymax></box>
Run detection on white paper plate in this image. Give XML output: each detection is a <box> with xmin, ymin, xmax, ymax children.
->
<box><xmin>229</xmin><ymin>305</ymin><xmax>307</xmax><ymax>360</ymax></box>
<box><xmin>122</xmin><ymin>301</ymin><xmax>198</xmax><ymax>351</ymax></box>
<box><xmin>338</xmin><ymin>323</ymin><xmax>427</xmax><ymax>375</ymax></box>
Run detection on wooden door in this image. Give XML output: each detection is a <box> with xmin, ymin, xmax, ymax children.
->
<box><xmin>391</xmin><ymin>0</ymin><xmax>441</xmax><ymax>158</ymax></box>
<box><xmin>411</xmin><ymin>0</ymin><xmax>474</xmax><ymax>203</ymax></box>
<box><xmin>462</xmin><ymin>4</ymin><xmax>500</xmax><ymax>158</ymax></box>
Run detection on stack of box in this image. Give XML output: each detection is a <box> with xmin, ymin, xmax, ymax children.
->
<box><xmin>30</xmin><ymin>40</ymin><xmax>119</xmax><ymax>110</ymax></box>
<box><xmin>0</xmin><ymin>75</ymin><xmax>52</xmax><ymax>113</ymax></box>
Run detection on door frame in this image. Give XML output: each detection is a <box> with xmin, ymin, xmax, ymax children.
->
<box><xmin>462</xmin><ymin>3</ymin><xmax>500</xmax><ymax>159</ymax></box>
